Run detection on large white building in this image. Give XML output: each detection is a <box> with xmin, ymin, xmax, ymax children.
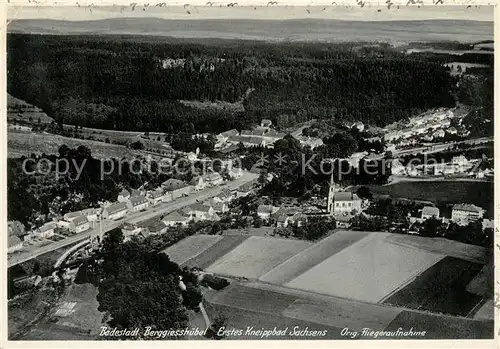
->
<box><xmin>451</xmin><ymin>204</ymin><xmax>484</xmax><ymax>225</ymax></box>
<box><xmin>69</xmin><ymin>215</ymin><xmax>91</xmax><ymax>234</ymax></box>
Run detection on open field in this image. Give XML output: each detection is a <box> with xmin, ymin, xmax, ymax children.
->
<box><xmin>206</xmin><ymin>282</ymin><xmax>493</xmax><ymax>339</ymax></box>
<box><xmin>204</xmin><ymin>302</ymin><xmax>341</xmax><ymax>340</ymax></box>
<box><xmin>367</xmin><ymin>181</ymin><xmax>494</xmax><ymax>214</ymax></box>
<box><xmin>181</xmin><ymin>234</ymin><xmax>249</xmax><ymax>269</ymax></box>
<box><xmin>259</xmin><ymin>230</ymin><xmax>372</xmax><ymax>285</ymax></box>
<box><xmin>386</xmin><ymin>234</ymin><xmax>489</xmax><ymax>264</ymax></box>
<box><xmin>162</xmin><ymin>235</ymin><xmax>223</xmax><ymax>265</ymax></box>
<box><xmin>383</xmin><ymin>256</ymin><xmax>484</xmax><ymax>316</ymax></box>
<box><xmin>472</xmin><ymin>300</ymin><xmax>494</xmax><ymax>321</ymax></box>
<box><xmin>384</xmin><ymin>310</ymin><xmax>493</xmax><ymax>339</ymax></box>
<box><xmin>206</xmin><ymin>236</ymin><xmax>312</xmax><ymax>279</ymax></box>
<box><xmin>286</xmin><ymin>233</ymin><xmax>444</xmax><ymax>303</ymax></box>
<box><xmin>467</xmin><ymin>263</ymin><xmax>494</xmax><ymax>298</ymax></box>
<box><xmin>8</xmin><ymin>131</ymin><xmax>140</xmax><ymax>159</ymax></box>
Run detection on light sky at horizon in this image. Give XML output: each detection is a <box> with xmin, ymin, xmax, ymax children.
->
<box><xmin>7</xmin><ymin>4</ymin><xmax>495</xmax><ymax>22</ymax></box>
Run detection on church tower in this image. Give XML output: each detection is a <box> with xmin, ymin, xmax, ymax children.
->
<box><xmin>327</xmin><ymin>172</ymin><xmax>335</xmax><ymax>215</ymax></box>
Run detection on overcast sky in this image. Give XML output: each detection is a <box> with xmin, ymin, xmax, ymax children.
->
<box><xmin>7</xmin><ymin>4</ymin><xmax>495</xmax><ymax>22</ymax></box>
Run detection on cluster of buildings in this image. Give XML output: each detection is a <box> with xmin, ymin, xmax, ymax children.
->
<box><xmin>215</xmin><ymin>119</ymin><xmax>324</xmax><ymax>150</ymax></box>
<box><xmin>412</xmin><ymin>203</ymin><xmax>489</xmax><ymax>228</ymax></box>
<box><xmin>391</xmin><ymin>155</ymin><xmax>492</xmax><ymax>179</ymax></box>
<box><xmin>8</xmin><ymin>169</ymin><xmax>246</xmax><ymax>254</ymax></box>
<box><xmin>383</xmin><ymin>108</ymin><xmax>462</xmax><ymax>146</ymax></box>
<box><xmin>121</xmin><ymin>183</ymin><xmax>257</xmax><ymax>240</ymax></box>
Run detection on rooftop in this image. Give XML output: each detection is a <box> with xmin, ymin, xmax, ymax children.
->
<box><xmin>72</xmin><ymin>215</ymin><xmax>89</xmax><ymax>227</ymax></box>
<box><xmin>453</xmin><ymin>204</ymin><xmax>484</xmax><ymax>213</ymax></box>
<box><xmin>148</xmin><ymin>220</ymin><xmax>167</xmax><ymax>233</ymax></box>
<box><xmin>422</xmin><ymin>206</ymin><xmax>440</xmax><ymax>216</ymax></box>
<box><xmin>162</xmin><ymin>178</ymin><xmax>189</xmax><ymax>191</ymax></box>
<box><xmin>105</xmin><ymin>202</ymin><xmax>128</xmax><ymax>214</ymax></box>
<box><xmin>163</xmin><ymin>211</ymin><xmax>189</xmax><ymax>222</ymax></box>
<box><xmin>334</xmin><ymin>192</ymin><xmax>361</xmax><ymax>201</ymax></box>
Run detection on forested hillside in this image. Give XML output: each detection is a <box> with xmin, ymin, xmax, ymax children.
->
<box><xmin>7</xmin><ymin>34</ymin><xmax>459</xmax><ymax>133</ymax></box>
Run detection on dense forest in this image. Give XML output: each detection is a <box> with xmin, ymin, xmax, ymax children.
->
<box><xmin>7</xmin><ymin>34</ymin><xmax>461</xmax><ymax>133</ymax></box>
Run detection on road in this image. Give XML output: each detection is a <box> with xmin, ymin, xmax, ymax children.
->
<box><xmin>8</xmin><ymin>171</ymin><xmax>258</xmax><ymax>268</ymax></box>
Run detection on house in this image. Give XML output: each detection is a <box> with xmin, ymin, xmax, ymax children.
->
<box><xmin>452</xmin><ymin>155</ymin><xmax>469</xmax><ymax>172</ymax></box>
<box><xmin>122</xmin><ymin>223</ymin><xmax>142</xmax><ymax>241</ymax></box>
<box><xmin>257</xmin><ymin>205</ymin><xmax>279</xmax><ymax>220</ymax></box>
<box><xmin>186</xmin><ymin>152</ymin><xmax>198</xmax><ymax>162</ymax></box>
<box><xmin>147</xmin><ymin>221</ymin><xmax>168</xmax><ymax>235</ymax></box>
<box><xmin>234</xmin><ymin>181</ymin><xmax>255</xmax><ymax>197</ymax></box>
<box><xmin>162</xmin><ymin>211</ymin><xmax>190</xmax><ymax>227</ymax></box>
<box><xmin>190</xmin><ymin>176</ymin><xmax>207</xmax><ymax>191</ymax></box>
<box><xmin>228</xmin><ymin>167</ymin><xmax>243</xmax><ymax>180</ymax></box>
<box><xmin>218</xmin><ymin>129</ymin><xmax>239</xmax><ymax>142</ymax></box>
<box><xmin>433</xmin><ymin>129</ymin><xmax>445</xmax><ymax>138</ymax></box>
<box><xmin>69</xmin><ymin>215</ymin><xmax>91</xmax><ymax>234</ymax></box>
<box><xmin>37</xmin><ymin>222</ymin><xmax>57</xmax><ymax>238</ymax></box>
<box><xmin>184</xmin><ymin>203</ymin><xmax>215</xmax><ymax>220</ymax></box>
<box><xmin>204</xmin><ymin>172</ymin><xmax>223</xmax><ymax>186</ymax></box>
<box><xmin>421</xmin><ymin>206</ymin><xmax>440</xmax><ymax>220</ymax></box>
<box><xmin>276</xmin><ymin>214</ymin><xmax>290</xmax><ymax>228</ymax></box>
<box><xmin>161</xmin><ymin>179</ymin><xmax>193</xmax><ymax>199</ymax></box>
<box><xmin>331</xmin><ymin>192</ymin><xmax>362</xmax><ymax>215</ymax></box>
<box><xmin>334</xmin><ymin>214</ymin><xmax>353</xmax><ymax>229</ymax></box>
<box><xmin>210</xmin><ymin>201</ymin><xmax>229</xmax><ymax>213</ymax></box>
<box><xmin>351</xmin><ymin>122</ymin><xmax>365</xmax><ymax>132</ymax></box>
<box><xmin>63</xmin><ymin>211</ymin><xmax>83</xmax><ymax>222</ymax></box>
<box><xmin>261</xmin><ymin>119</ymin><xmax>272</xmax><ymax>128</ymax></box>
<box><xmin>451</xmin><ymin>204</ymin><xmax>484</xmax><ymax>225</ymax></box>
<box><xmin>81</xmin><ymin>208</ymin><xmax>101</xmax><ymax>222</ymax></box>
<box><xmin>482</xmin><ymin>219</ymin><xmax>494</xmax><ymax>231</ymax></box>
<box><xmin>391</xmin><ymin>159</ymin><xmax>406</xmax><ymax>175</ymax></box>
<box><xmin>102</xmin><ymin>202</ymin><xmax>128</xmax><ymax>220</ymax></box>
<box><xmin>128</xmin><ymin>195</ymin><xmax>149</xmax><ymax>213</ymax></box>
<box><xmin>148</xmin><ymin>189</ymin><xmax>164</xmax><ymax>206</ymax></box>
<box><xmin>8</xmin><ymin>235</ymin><xmax>23</xmax><ymax>253</ymax></box>
<box><xmin>447</xmin><ymin>127</ymin><xmax>458</xmax><ymax>135</ymax></box>
<box><xmin>297</xmin><ymin>136</ymin><xmax>324</xmax><ymax>150</ymax></box>
<box><xmin>162</xmin><ymin>191</ymin><xmax>173</xmax><ymax>203</ymax></box>
<box><xmin>117</xmin><ymin>189</ymin><xmax>131</xmax><ymax>203</ymax></box>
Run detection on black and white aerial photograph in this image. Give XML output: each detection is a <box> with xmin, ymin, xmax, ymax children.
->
<box><xmin>3</xmin><ymin>0</ymin><xmax>496</xmax><ymax>344</ymax></box>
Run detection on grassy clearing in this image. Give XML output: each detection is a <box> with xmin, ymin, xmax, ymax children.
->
<box><xmin>466</xmin><ymin>263</ymin><xmax>494</xmax><ymax>298</ymax></box>
<box><xmin>206</xmin><ymin>236</ymin><xmax>312</xmax><ymax>279</ymax></box>
<box><xmin>386</xmin><ymin>234</ymin><xmax>488</xmax><ymax>264</ymax></box>
<box><xmin>259</xmin><ymin>231</ymin><xmax>372</xmax><ymax>285</ymax></box>
<box><xmin>162</xmin><ymin>235</ymin><xmax>223</xmax><ymax>265</ymax></box>
<box><xmin>182</xmin><ymin>234</ymin><xmax>249</xmax><ymax>269</ymax></box>
<box><xmin>384</xmin><ymin>311</ymin><xmax>493</xmax><ymax>339</ymax></box>
<box><xmin>383</xmin><ymin>256</ymin><xmax>484</xmax><ymax>316</ymax></box>
<box><xmin>368</xmin><ymin>181</ymin><xmax>493</xmax><ymax>213</ymax></box>
<box><xmin>8</xmin><ymin>131</ymin><xmax>139</xmax><ymax>159</ymax></box>
<box><xmin>286</xmin><ymin>234</ymin><xmax>444</xmax><ymax>303</ymax></box>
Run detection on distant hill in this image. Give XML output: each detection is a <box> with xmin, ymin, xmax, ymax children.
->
<box><xmin>7</xmin><ymin>18</ymin><xmax>494</xmax><ymax>43</ymax></box>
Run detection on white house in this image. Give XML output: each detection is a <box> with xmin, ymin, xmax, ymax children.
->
<box><xmin>162</xmin><ymin>179</ymin><xmax>193</xmax><ymax>199</ymax></box>
<box><xmin>8</xmin><ymin>235</ymin><xmax>23</xmax><ymax>253</ymax></box>
<box><xmin>190</xmin><ymin>176</ymin><xmax>207</xmax><ymax>191</ymax></box>
<box><xmin>261</xmin><ymin>119</ymin><xmax>272</xmax><ymax>128</ymax></box>
<box><xmin>148</xmin><ymin>189</ymin><xmax>164</xmax><ymax>206</ymax></box>
<box><xmin>447</xmin><ymin>127</ymin><xmax>458</xmax><ymax>135</ymax></box>
<box><xmin>276</xmin><ymin>214</ymin><xmax>290</xmax><ymax>228</ymax></box>
<box><xmin>37</xmin><ymin>222</ymin><xmax>57</xmax><ymax>238</ymax></box>
<box><xmin>128</xmin><ymin>195</ymin><xmax>149</xmax><ymax>212</ymax></box>
<box><xmin>122</xmin><ymin>223</ymin><xmax>142</xmax><ymax>241</ymax></box>
<box><xmin>183</xmin><ymin>203</ymin><xmax>214</xmax><ymax>220</ymax></box>
<box><xmin>334</xmin><ymin>214</ymin><xmax>354</xmax><ymax>229</ymax></box>
<box><xmin>452</xmin><ymin>155</ymin><xmax>469</xmax><ymax>172</ymax></box>
<box><xmin>81</xmin><ymin>208</ymin><xmax>101</xmax><ymax>222</ymax></box>
<box><xmin>433</xmin><ymin>129</ymin><xmax>445</xmax><ymax>138</ymax></box>
<box><xmin>228</xmin><ymin>167</ymin><xmax>243</xmax><ymax>180</ymax></box>
<box><xmin>204</xmin><ymin>172</ymin><xmax>223</xmax><ymax>186</ymax></box>
<box><xmin>102</xmin><ymin>202</ymin><xmax>129</xmax><ymax>220</ymax></box>
<box><xmin>69</xmin><ymin>215</ymin><xmax>91</xmax><ymax>234</ymax></box>
<box><xmin>421</xmin><ymin>206</ymin><xmax>440</xmax><ymax>220</ymax></box>
<box><xmin>331</xmin><ymin>192</ymin><xmax>362</xmax><ymax>215</ymax></box>
<box><xmin>451</xmin><ymin>204</ymin><xmax>484</xmax><ymax>225</ymax></box>
<box><xmin>162</xmin><ymin>211</ymin><xmax>190</xmax><ymax>227</ymax></box>
<box><xmin>162</xmin><ymin>191</ymin><xmax>173</xmax><ymax>203</ymax></box>
<box><xmin>257</xmin><ymin>205</ymin><xmax>279</xmax><ymax>220</ymax></box>
<box><xmin>391</xmin><ymin>159</ymin><xmax>406</xmax><ymax>175</ymax></box>
<box><xmin>117</xmin><ymin>189</ymin><xmax>131</xmax><ymax>203</ymax></box>
<box><xmin>208</xmin><ymin>200</ymin><xmax>229</xmax><ymax>214</ymax></box>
